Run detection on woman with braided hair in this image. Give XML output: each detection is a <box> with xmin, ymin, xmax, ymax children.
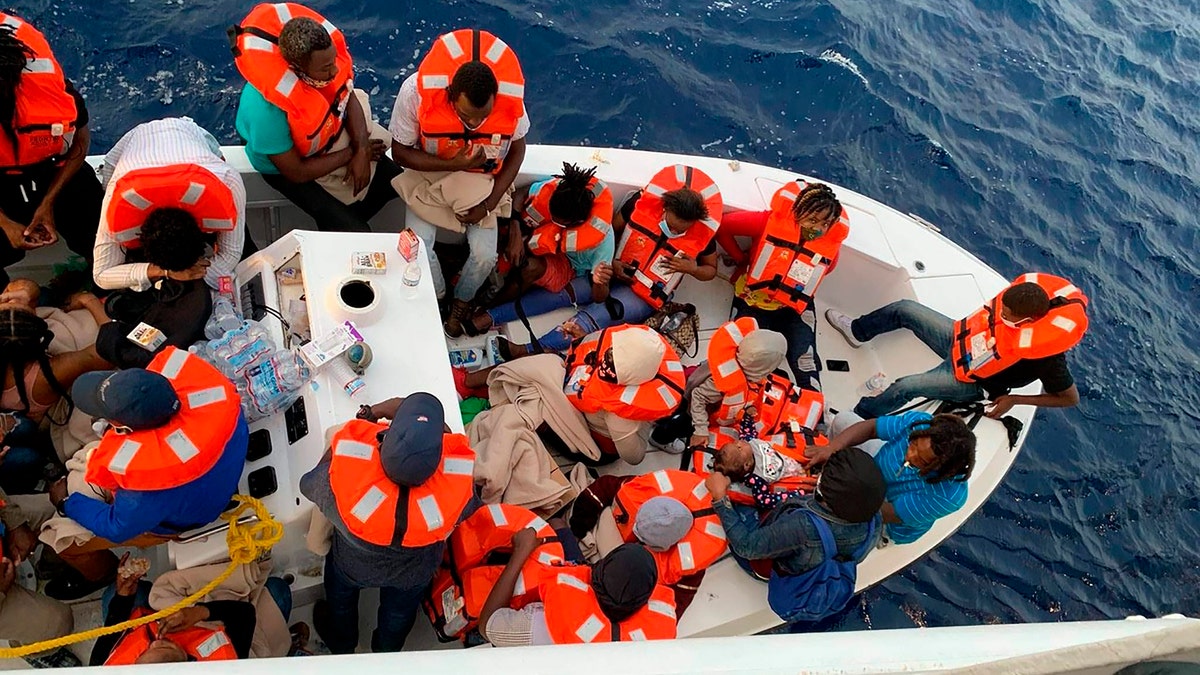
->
<box><xmin>0</xmin><ymin>13</ymin><xmax>104</xmax><ymax>288</ymax></box>
<box><xmin>718</xmin><ymin>181</ymin><xmax>850</xmax><ymax>389</ymax></box>
<box><xmin>0</xmin><ymin>306</ymin><xmax>110</xmax><ymax>423</ymax></box>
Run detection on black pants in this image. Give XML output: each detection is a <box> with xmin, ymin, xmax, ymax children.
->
<box><xmin>262</xmin><ymin>160</ymin><xmax>402</xmax><ymax>233</ymax></box>
<box><xmin>0</xmin><ymin>163</ymin><xmax>103</xmax><ymax>286</ymax></box>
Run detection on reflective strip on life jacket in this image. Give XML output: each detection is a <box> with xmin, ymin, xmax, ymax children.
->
<box><xmin>106</xmin><ymin>163</ymin><xmax>239</xmax><ymax>248</ymax></box>
<box><xmin>525</xmin><ymin>176</ymin><xmax>614</xmax><ymax>256</ymax></box>
<box><xmin>540</xmin><ymin>566</ymin><xmax>678</xmax><ymax>644</ymax></box>
<box><xmin>0</xmin><ymin>12</ymin><xmax>76</xmax><ymax>169</ymax></box>
<box><xmin>564</xmin><ymin>326</ymin><xmax>686</xmax><ymax>422</ymax></box>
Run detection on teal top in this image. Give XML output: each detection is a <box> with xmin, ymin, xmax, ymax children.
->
<box><xmin>527</xmin><ymin>179</ymin><xmax>616</xmax><ymax>275</ymax></box>
<box><xmin>235</xmin><ymin>84</ymin><xmax>292</xmax><ymax>175</ymax></box>
<box><xmin>873</xmin><ymin>411</ymin><xmax>968</xmax><ymax>545</ymax></box>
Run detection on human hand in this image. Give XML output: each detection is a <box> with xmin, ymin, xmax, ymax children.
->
<box><xmin>985</xmin><ymin>395</ymin><xmax>1017</xmax><ymax>419</ymax></box>
<box><xmin>368</xmin><ymin>138</ymin><xmax>387</xmax><ymax>161</ymax></box>
<box><xmin>511</xmin><ymin>527</ymin><xmax>539</xmax><ymax>556</ymax></box>
<box><xmin>115</xmin><ymin>552</ymin><xmax>150</xmax><ymax>596</ymax></box>
<box><xmin>160</xmin><ymin>606</ymin><xmax>209</xmax><ymax>634</ymax></box>
<box><xmin>663</xmin><ymin>253</ymin><xmax>699</xmax><ymax>276</ymax></box>
<box><xmin>4</xmin><ymin>524</ymin><xmax>37</xmax><ymax>564</ymax></box>
<box><xmin>592</xmin><ymin>262</ymin><xmax>613</xmax><ymax>286</ymax></box>
<box><xmin>506</xmin><ymin>229</ymin><xmax>526</xmax><ymax>267</ymax></box>
<box><xmin>456</xmin><ymin>201</ymin><xmax>491</xmax><ymax>225</ymax></box>
<box><xmin>48</xmin><ymin>477</ymin><xmax>68</xmax><ymax>509</ymax></box>
<box><xmin>66</xmin><ymin>291</ymin><xmax>99</xmax><ymax>312</ymax></box>
<box><xmin>450</xmin><ymin>144</ymin><xmax>488</xmax><ymax>171</ymax></box>
<box><xmin>345</xmin><ymin>146</ymin><xmax>372</xmax><ymax>195</ymax></box>
<box><xmin>0</xmin><ymin>558</ymin><xmax>14</xmax><ymax>594</ymax></box>
<box><xmin>611</xmin><ymin>260</ymin><xmax>636</xmax><ymax>283</ymax></box>
<box><xmin>560</xmin><ymin>319</ymin><xmax>587</xmax><ymax>341</ymax></box>
<box><xmin>1</xmin><ymin>216</ymin><xmax>45</xmax><ymax>251</ymax></box>
<box><xmin>804</xmin><ymin>444</ymin><xmax>834</xmax><ymax>468</ymax></box>
<box><xmin>705</xmin><ymin>471</ymin><xmax>731</xmax><ymax>500</ymax></box>
<box><xmin>166</xmin><ymin>259</ymin><xmax>211</xmax><ymax>282</ymax></box>
<box><xmin>24</xmin><ymin>203</ymin><xmax>59</xmax><ymax>247</ymax></box>
<box><xmin>688</xmin><ymin>434</ymin><xmax>708</xmax><ymax>450</ymax></box>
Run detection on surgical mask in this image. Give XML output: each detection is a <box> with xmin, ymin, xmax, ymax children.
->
<box><xmin>1001</xmin><ymin>317</ymin><xmax>1030</xmax><ymax>329</ymax></box>
<box><xmin>659</xmin><ymin>219</ymin><xmax>685</xmax><ymax>239</ymax></box>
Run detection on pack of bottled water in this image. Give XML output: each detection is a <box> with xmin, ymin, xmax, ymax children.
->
<box><xmin>191</xmin><ymin>297</ymin><xmax>311</xmax><ymax>421</ymax></box>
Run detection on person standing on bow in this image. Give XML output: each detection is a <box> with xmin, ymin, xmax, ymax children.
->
<box><xmin>230</xmin><ymin>3</ymin><xmax>400</xmax><ymax>233</ymax></box>
<box><xmin>0</xmin><ymin>12</ymin><xmax>103</xmax><ymax>288</ymax></box>
<box><xmin>389</xmin><ymin>28</ymin><xmax>529</xmax><ymax>337</ymax></box>
<box><xmin>301</xmin><ymin>393</ymin><xmax>478</xmax><ymax>653</ymax></box>
<box><xmin>718</xmin><ymin>181</ymin><xmax>848</xmax><ymax>390</ymax></box>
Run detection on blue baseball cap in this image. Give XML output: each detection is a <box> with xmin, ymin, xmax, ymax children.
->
<box><xmin>72</xmin><ymin>368</ymin><xmax>181</xmax><ymax>431</ymax></box>
<box><xmin>379</xmin><ymin>392</ymin><xmax>445</xmax><ymax>487</ymax></box>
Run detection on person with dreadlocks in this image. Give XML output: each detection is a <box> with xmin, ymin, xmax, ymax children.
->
<box><xmin>390</xmin><ymin>29</ymin><xmax>529</xmax><ymax>337</ymax></box>
<box><xmin>230</xmin><ymin>4</ymin><xmax>399</xmax><ymax>233</ymax></box>
<box><xmin>463</xmin><ymin>162</ymin><xmax>615</xmax><ymax>335</ymax></box>
<box><xmin>0</xmin><ymin>12</ymin><xmax>104</xmax><ymax>289</ymax></box>
<box><xmin>0</xmin><ymin>307</ymin><xmax>109</xmax><ymax>426</ymax></box>
<box><xmin>806</xmin><ymin>411</ymin><xmax>976</xmax><ymax>545</ymax></box>
<box><xmin>719</xmin><ymin>181</ymin><xmax>849</xmax><ymax>390</ymax></box>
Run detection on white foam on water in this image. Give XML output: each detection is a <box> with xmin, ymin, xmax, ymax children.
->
<box><xmin>819</xmin><ymin>48</ymin><xmax>869</xmax><ymax>87</ymax></box>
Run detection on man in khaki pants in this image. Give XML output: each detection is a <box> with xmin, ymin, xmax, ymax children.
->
<box><xmin>0</xmin><ymin>489</ymin><xmax>73</xmax><ymax>646</ymax></box>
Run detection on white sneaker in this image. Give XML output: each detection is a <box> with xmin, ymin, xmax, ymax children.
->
<box><xmin>825</xmin><ymin>309</ymin><xmax>864</xmax><ymax>348</ymax></box>
<box><xmin>650</xmin><ymin>438</ymin><xmax>687</xmax><ymax>455</ymax></box>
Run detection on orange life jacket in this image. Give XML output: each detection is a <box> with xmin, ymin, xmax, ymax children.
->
<box><xmin>611</xmin><ymin>470</ymin><xmax>727</xmax><ymax>585</ymax></box>
<box><xmin>525</xmin><ymin>176</ymin><xmax>613</xmax><ymax>257</ymax></box>
<box><xmin>615</xmin><ymin>165</ymin><xmax>723</xmax><ymax>309</ymax></box>
<box><xmin>416</xmin><ymin>29</ymin><xmax>524</xmax><ymax>175</ymax></box>
<box><xmin>563</xmin><ymin>325</ymin><xmax>686</xmax><ymax>423</ymax></box>
<box><xmin>86</xmin><ymin>348</ymin><xmax>241</xmax><ymax>492</ymax></box>
<box><xmin>756</xmin><ymin>372</ymin><xmax>825</xmax><ymax>440</ymax></box>
<box><xmin>451</xmin><ymin>504</ymin><xmax>565</xmax><ymax>619</ymax></box>
<box><xmin>740</xmin><ymin>181</ymin><xmax>850</xmax><ymax>312</ymax></box>
<box><xmin>950</xmin><ymin>272</ymin><xmax>1088</xmax><ymax>383</ymax></box>
<box><xmin>230</xmin><ymin>3</ymin><xmax>354</xmax><ymax>157</ymax></box>
<box><xmin>106</xmin><ymin>164</ymin><xmax>238</xmax><ymax>248</ymax></box>
<box><xmin>104</xmin><ymin>608</ymin><xmax>239</xmax><ymax>665</ymax></box>
<box><xmin>0</xmin><ymin>13</ymin><xmax>77</xmax><ymax>169</ymax></box>
<box><xmin>694</xmin><ymin>425</ymin><xmax>820</xmax><ymax>506</ymax></box>
<box><xmin>706</xmin><ymin>317</ymin><xmax>770</xmax><ymax>426</ymax></box>
<box><xmin>329</xmin><ymin>420</ymin><xmax>476</xmax><ymax>548</ymax></box>
<box><xmin>540</xmin><ymin>565</ymin><xmax>678</xmax><ymax>643</ymax></box>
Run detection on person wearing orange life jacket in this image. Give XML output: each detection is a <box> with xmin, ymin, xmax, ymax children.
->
<box><xmin>0</xmin><ymin>486</ymin><xmax>74</xmax><ymax>651</ymax></box>
<box><xmin>721</xmin><ymin>182</ymin><xmax>849</xmax><ymax>390</ymax></box>
<box><xmin>0</xmin><ymin>14</ymin><xmax>104</xmax><ymax>289</ymax></box>
<box><xmin>567</xmin><ymin>470</ymin><xmax>726</xmax><ymax>617</ymax></box>
<box><xmin>826</xmin><ymin>273</ymin><xmax>1086</xmax><ymax>419</ymax></box>
<box><xmin>480</xmin><ymin>534</ymin><xmax>676</xmax><ymax>646</ymax></box>
<box><xmin>563</xmin><ymin>325</ymin><xmax>686</xmax><ymax>465</ymax></box>
<box><xmin>230</xmin><ymin>3</ymin><xmax>400</xmax><ymax>234</ymax></box>
<box><xmin>300</xmin><ymin>393</ymin><xmax>479</xmax><ymax>653</ymax></box>
<box><xmin>93</xmin><ymin>118</ymin><xmax>248</xmax><ymax>293</ymax></box>
<box><xmin>490</xmin><ymin>165</ymin><xmax>723</xmax><ymax>359</ymax></box>
<box><xmin>44</xmin><ymin>347</ymin><xmax>248</xmax><ymax>601</ymax></box>
<box><xmin>466</xmin><ymin>163</ymin><xmax>617</xmax><ymax>335</ymax></box>
<box><xmin>390</xmin><ymin>29</ymin><xmax>530</xmax><ymax>337</ymax></box>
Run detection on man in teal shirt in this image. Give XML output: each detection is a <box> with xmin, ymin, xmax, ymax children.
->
<box><xmin>807</xmin><ymin>410</ymin><xmax>975</xmax><ymax>544</ymax></box>
<box><xmin>233</xmin><ymin>12</ymin><xmax>399</xmax><ymax>233</ymax></box>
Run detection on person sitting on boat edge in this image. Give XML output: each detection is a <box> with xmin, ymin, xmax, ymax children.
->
<box><xmin>0</xmin><ymin>13</ymin><xmax>104</xmax><ymax>289</ymax></box>
<box><xmin>389</xmin><ymin>28</ymin><xmax>528</xmax><ymax>337</ymax></box>
<box><xmin>567</xmin><ymin>470</ymin><xmax>726</xmax><ymax>616</ymax></box>
<box><xmin>300</xmin><ymin>393</ymin><xmax>479</xmax><ymax>653</ymax></box>
<box><xmin>719</xmin><ymin>181</ymin><xmax>848</xmax><ymax>390</ymax></box>
<box><xmin>230</xmin><ymin>3</ymin><xmax>400</xmax><ymax>233</ymax></box>
<box><xmin>650</xmin><ymin>317</ymin><xmax>788</xmax><ymax>453</ymax></box>
<box><xmin>45</xmin><ymin>347</ymin><xmax>249</xmax><ymax>600</ymax></box>
<box><xmin>705</xmin><ymin>446</ymin><xmax>883</xmax><ymax>579</ymax></box>
<box><xmin>93</xmin><ymin>118</ymin><xmax>249</xmax><ymax>293</ymax></box>
<box><xmin>562</xmin><ymin>325</ymin><xmax>686</xmax><ymax>465</ymax></box>
<box><xmin>465</xmin><ymin>162</ymin><xmax>615</xmax><ymax>336</ymax></box>
<box><xmin>480</xmin><ymin>537</ymin><xmax>677</xmax><ymax>646</ymax></box>
<box><xmin>807</xmin><ymin>411</ymin><xmax>975</xmax><ymax>545</ymax></box>
<box><xmin>825</xmin><ymin>273</ymin><xmax>1087</xmax><ymax>419</ymax></box>
<box><xmin>487</xmin><ymin>164</ymin><xmax>722</xmax><ymax>358</ymax></box>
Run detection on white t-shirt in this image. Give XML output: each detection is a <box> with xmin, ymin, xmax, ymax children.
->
<box><xmin>94</xmin><ymin>117</ymin><xmax>246</xmax><ymax>292</ymax></box>
<box><xmin>388</xmin><ymin>73</ymin><xmax>531</xmax><ymax>148</ymax></box>
<box><xmin>750</xmin><ymin>439</ymin><xmax>805</xmax><ymax>483</ymax></box>
<box><xmin>484</xmin><ymin>602</ymin><xmax>553</xmax><ymax>647</ymax></box>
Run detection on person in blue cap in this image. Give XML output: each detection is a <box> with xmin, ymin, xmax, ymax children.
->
<box><xmin>45</xmin><ymin>346</ymin><xmax>248</xmax><ymax>600</ymax></box>
<box><xmin>301</xmin><ymin>392</ymin><xmax>478</xmax><ymax>653</ymax></box>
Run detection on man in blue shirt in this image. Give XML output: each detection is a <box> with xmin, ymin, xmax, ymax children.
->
<box><xmin>807</xmin><ymin>411</ymin><xmax>975</xmax><ymax>544</ymax></box>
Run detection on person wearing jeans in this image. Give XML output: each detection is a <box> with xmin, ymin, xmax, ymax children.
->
<box><xmin>318</xmin><ymin>553</ymin><xmax>427</xmax><ymax>653</ymax></box>
<box><xmin>827</xmin><ymin>293</ymin><xmax>1080</xmax><ymax>419</ymax></box>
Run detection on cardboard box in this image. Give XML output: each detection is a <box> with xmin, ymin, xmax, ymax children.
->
<box><xmin>398</xmin><ymin>230</ymin><xmax>420</xmax><ymax>263</ymax></box>
<box><xmin>300</xmin><ymin>321</ymin><xmax>364</xmax><ymax>369</ymax></box>
<box><xmin>351</xmin><ymin>251</ymin><xmax>388</xmax><ymax>275</ymax></box>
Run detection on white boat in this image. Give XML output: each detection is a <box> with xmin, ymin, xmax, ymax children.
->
<box><xmin>5</xmin><ymin>143</ymin><xmax>1048</xmax><ymax>663</ymax></box>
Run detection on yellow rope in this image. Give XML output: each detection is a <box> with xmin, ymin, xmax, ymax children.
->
<box><xmin>0</xmin><ymin>495</ymin><xmax>284</xmax><ymax>659</ymax></box>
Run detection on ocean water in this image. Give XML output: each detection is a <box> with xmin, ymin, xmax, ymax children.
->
<box><xmin>19</xmin><ymin>0</ymin><xmax>1200</xmax><ymax>631</ymax></box>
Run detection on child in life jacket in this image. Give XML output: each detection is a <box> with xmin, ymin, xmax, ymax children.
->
<box><xmin>712</xmin><ymin>437</ymin><xmax>815</xmax><ymax>509</ymax></box>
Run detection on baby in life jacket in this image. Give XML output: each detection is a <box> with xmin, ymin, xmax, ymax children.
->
<box><xmin>712</xmin><ymin>437</ymin><xmax>816</xmax><ymax>508</ymax></box>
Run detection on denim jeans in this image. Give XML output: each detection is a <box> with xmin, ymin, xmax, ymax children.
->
<box><xmin>850</xmin><ymin>299</ymin><xmax>984</xmax><ymax>418</ymax></box>
<box><xmin>409</xmin><ymin>220</ymin><xmax>499</xmax><ymax>302</ymax></box>
<box><xmin>489</xmin><ymin>280</ymin><xmax>654</xmax><ymax>352</ymax></box>
<box><xmin>0</xmin><ymin>415</ymin><xmax>48</xmax><ymax>494</ymax></box>
<box><xmin>322</xmin><ymin>553</ymin><xmax>425</xmax><ymax>654</ymax></box>
<box><xmin>732</xmin><ymin>299</ymin><xmax>821</xmax><ymax>390</ymax></box>
<box><xmin>261</xmin><ymin>159</ymin><xmax>401</xmax><ymax>234</ymax></box>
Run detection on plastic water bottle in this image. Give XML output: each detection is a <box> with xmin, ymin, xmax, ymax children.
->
<box><xmin>864</xmin><ymin>371</ymin><xmax>888</xmax><ymax>396</ymax></box>
<box><xmin>205</xmin><ymin>296</ymin><xmax>243</xmax><ymax>340</ymax></box>
<box><xmin>328</xmin><ymin>357</ymin><xmax>368</xmax><ymax>400</ymax></box>
<box><xmin>403</xmin><ymin>261</ymin><xmax>421</xmax><ymax>299</ymax></box>
<box><xmin>659</xmin><ymin>311</ymin><xmax>687</xmax><ymax>333</ymax></box>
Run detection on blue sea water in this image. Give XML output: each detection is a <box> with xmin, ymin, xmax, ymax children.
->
<box><xmin>18</xmin><ymin>0</ymin><xmax>1200</xmax><ymax>631</ymax></box>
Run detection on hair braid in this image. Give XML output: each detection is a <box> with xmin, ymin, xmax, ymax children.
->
<box><xmin>909</xmin><ymin>414</ymin><xmax>976</xmax><ymax>484</ymax></box>
<box><xmin>0</xmin><ymin>309</ymin><xmax>72</xmax><ymax>422</ymax></box>
<box><xmin>791</xmin><ymin>182</ymin><xmax>842</xmax><ymax>229</ymax></box>
<box><xmin>547</xmin><ymin>162</ymin><xmax>598</xmax><ymax>225</ymax></box>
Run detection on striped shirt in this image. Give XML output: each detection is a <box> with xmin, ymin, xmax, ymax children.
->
<box><xmin>874</xmin><ymin>411</ymin><xmax>968</xmax><ymax>544</ymax></box>
<box><xmin>93</xmin><ymin>117</ymin><xmax>247</xmax><ymax>292</ymax></box>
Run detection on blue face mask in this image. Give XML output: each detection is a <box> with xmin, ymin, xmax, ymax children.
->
<box><xmin>659</xmin><ymin>219</ymin><xmax>684</xmax><ymax>239</ymax></box>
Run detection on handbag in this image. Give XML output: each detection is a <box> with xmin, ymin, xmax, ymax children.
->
<box><xmin>644</xmin><ymin>301</ymin><xmax>699</xmax><ymax>358</ymax></box>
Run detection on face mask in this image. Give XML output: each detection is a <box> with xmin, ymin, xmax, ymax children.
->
<box><xmin>659</xmin><ymin>219</ymin><xmax>684</xmax><ymax>239</ymax></box>
<box><xmin>1001</xmin><ymin>317</ymin><xmax>1030</xmax><ymax>329</ymax></box>
<box><xmin>297</xmin><ymin>70</ymin><xmax>334</xmax><ymax>89</ymax></box>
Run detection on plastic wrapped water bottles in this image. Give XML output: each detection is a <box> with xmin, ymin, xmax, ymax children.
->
<box><xmin>206</xmin><ymin>296</ymin><xmax>244</xmax><ymax>340</ymax></box>
<box><xmin>244</xmin><ymin>350</ymin><xmax>311</xmax><ymax>419</ymax></box>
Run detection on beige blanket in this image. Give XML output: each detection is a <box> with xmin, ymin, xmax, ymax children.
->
<box><xmin>314</xmin><ymin>90</ymin><xmax>392</xmax><ymax>205</ymax></box>
<box><xmin>36</xmin><ymin>306</ymin><xmax>99</xmax><ymax>356</ymax></box>
<box><xmin>37</xmin><ymin>443</ymin><xmax>107</xmax><ymax>553</ymax></box>
<box><xmin>469</xmin><ymin>405</ymin><xmax>575</xmax><ymax>517</ymax></box>
<box><xmin>486</xmin><ymin>354</ymin><xmax>600</xmax><ymax>460</ymax></box>
<box><xmin>148</xmin><ymin>560</ymin><xmax>290</xmax><ymax>659</ymax></box>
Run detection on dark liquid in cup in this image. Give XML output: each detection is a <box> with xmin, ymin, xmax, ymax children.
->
<box><xmin>340</xmin><ymin>280</ymin><xmax>375</xmax><ymax>308</ymax></box>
